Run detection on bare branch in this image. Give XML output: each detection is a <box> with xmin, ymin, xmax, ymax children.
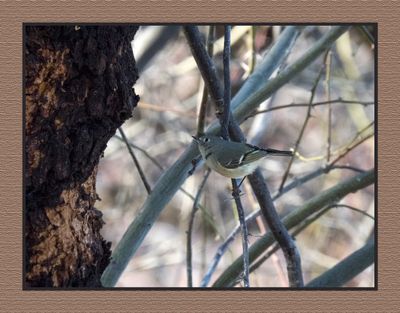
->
<box><xmin>118</xmin><ymin>127</ymin><xmax>152</xmax><ymax>194</ymax></box>
<box><xmin>101</xmin><ymin>25</ymin><xmax>350</xmax><ymax>287</ymax></box>
<box><xmin>196</xmin><ymin>26</ymin><xmax>215</xmax><ymax>136</ymax></box>
<box><xmin>213</xmin><ymin>169</ymin><xmax>374</xmax><ymax>287</ymax></box>
<box><xmin>185</xmin><ymin>25</ymin><xmax>303</xmax><ymax>287</ymax></box>
<box><xmin>186</xmin><ymin>169</ymin><xmax>211</xmax><ymax>287</ymax></box>
<box><xmin>278</xmin><ymin>53</ymin><xmax>327</xmax><ymax>192</ymax></box>
<box><xmin>246</xmin><ymin>98</ymin><xmax>374</xmax><ymax>119</ymax></box>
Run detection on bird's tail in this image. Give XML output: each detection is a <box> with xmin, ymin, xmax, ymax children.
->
<box><xmin>262</xmin><ymin>148</ymin><xmax>293</xmax><ymax>156</ymax></box>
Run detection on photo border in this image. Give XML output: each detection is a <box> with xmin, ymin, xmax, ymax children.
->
<box><xmin>1</xmin><ymin>1</ymin><xmax>397</xmax><ymax>312</ymax></box>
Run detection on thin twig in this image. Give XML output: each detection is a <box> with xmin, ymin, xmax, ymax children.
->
<box><xmin>183</xmin><ymin>26</ymin><xmax>224</xmax><ymax>115</ymax></box>
<box><xmin>231</xmin><ymin>179</ymin><xmax>250</xmax><ymax>287</ymax></box>
<box><xmin>331</xmin><ymin>204</ymin><xmax>374</xmax><ymax>220</ymax></box>
<box><xmin>250</xmin><ymin>205</ymin><xmax>332</xmax><ymax>274</ymax></box>
<box><xmin>223</xmin><ymin>25</ymin><xmax>250</xmax><ymax>287</ymax></box>
<box><xmin>278</xmin><ymin>52</ymin><xmax>328</xmax><ymax>192</ymax></box>
<box><xmin>201</xmin><ymin>161</ymin><xmax>370</xmax><ymax>286</ymax></box>
<box><xmin>329</xmin><ymin>122</ymin><xmax>374</xmax><ymax>166</ymax></box>
<box><xmin>248</xmin><ymin>171</ymin><xmax>304</xmax><ymax>287</ymax></box>
<box><xmin>231</xmin><ymin>26</ymin><xmax>302</xmax><ymax>110</ymax></box>
<box><xmin>221</xmin><ymin>25</ymin><xmax>232</xmax><ymax>140</ymax></box>
<box><xmin>325</xmin><ymin>50</ymin><xmax>333</xmax><ymax>162</ymax></box>
<box><xmin>292</xmin><ymin>123</ymin><xmax>373</xmax><ymax>163</ymax></box>
<box><xmin>114</xmin><ymin>134</ymin><xmax>164</xmax><ymax>170</ymax></box>
<box><xmin>101</xmin><ymin>25</ymin><xmax>348</xmax><ymax>288</ymax></box>
<box><xmin>200</xmin><ymin>228</ymin><xmax>236</xmax><ymax>287</ymax></box>
<box><xmin>261</xmin><ymin>202</ymin><xmax>372</xmax><ymax>273</ymax></box>
<box><xmin>197</xmin><ymin>26</ymin><xmax>215</xmax><ymax>136</ymax></box>
<box><xmin>114</xmin><ymin>134</ymin><xmax>220</xmax><ymax>234</ymax></box>
<box><xmin>118</xmin><ymin>127</ymin><xmax>152</xmax><ymax>194</ymax></box>
<box><xmin>249</xmin><ymin>25</ymin><xmax>257</xmax><ymax>75</ymax></box>
<box><xmin>187</xmin><ymin>25</ymin><xmax>251</xmax><ymax>287</ymax></box>
<box><xmin>212</xmin><ymin>169</ymin><xmax>374</xmax><ymax>287</ymax></box>
<box><xmin>231</xmin><ymin>26</ymin><xmax>350</xmax><ymax>124</ymax></box>
<box><xmin>200</xmin><ymin>206</ymin><xmax>208</xmax><ymax>283</ymax></box>
<box><xmin>249</xmin><ymin>200</ymin><xmax>375</xmax><ymax>274</ymax></box>
<box><xmin>357</xmin><ymin>25</ymin><xmax>375</xmax><ymax>46</ymax></box>
<box><xmin>184</xmin><ymin>25</ymin><xmax>303</xmax><ymax>288</ymax></box>
<box><xmin>186</xmin><ymin>169</ymin><xmax>211</xmax><ymax>287</ymax></box>
<box><xmin>246</xmin><ymin>98</ymin><xmax>374</xmax><ymax>119</ymax></box>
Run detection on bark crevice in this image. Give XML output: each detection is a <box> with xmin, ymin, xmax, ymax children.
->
<box><xmin>25</xmin><ymin>25</ymin><xmax>139</xmax><ymax>287</ymax></box>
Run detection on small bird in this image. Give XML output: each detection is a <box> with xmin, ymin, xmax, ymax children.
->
<box><xmin>192</xmin><ymin>135</ymin><xmax>293</xmax><ymax>179</ymax></box>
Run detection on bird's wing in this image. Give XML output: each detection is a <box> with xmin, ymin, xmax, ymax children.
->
<box><xmin>217</xmin><ymin>144</ymin><xmax>266</xmax><ymax>169</ymax></box>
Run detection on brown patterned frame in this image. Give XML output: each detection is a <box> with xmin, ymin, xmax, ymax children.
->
<box><xmin>1</xmin><ymin>0</ymin><xmax>397</xmax><ymax>311</ymax></box>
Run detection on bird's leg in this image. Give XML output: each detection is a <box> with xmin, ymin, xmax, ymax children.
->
<box><xmin>188</xmin><ymin>156</ymin><xmax>202</xmax><ymax>175</ymax></box>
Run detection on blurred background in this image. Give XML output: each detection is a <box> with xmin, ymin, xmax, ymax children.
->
<box><xmin>96</xmin><ymin>25</ymin><xmax>375</xmax><ymax>287</ymax></box>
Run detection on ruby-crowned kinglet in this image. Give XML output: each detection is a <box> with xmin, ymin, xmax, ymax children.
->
<box><xmin>192</xmin><ymin>135</ymin><xmax>293</xmax><ymax>178</ymax></box>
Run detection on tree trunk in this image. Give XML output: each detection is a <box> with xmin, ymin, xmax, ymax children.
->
<box><xmin>24</xmin><ymin>25</ymin><xmax>139</xmax><ymax>287</ymax></box>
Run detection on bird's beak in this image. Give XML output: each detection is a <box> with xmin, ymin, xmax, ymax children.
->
<box><xmin>192</xmin><ymin>135</ymin><xmax>199</xmax><ymax>142</ymax></box>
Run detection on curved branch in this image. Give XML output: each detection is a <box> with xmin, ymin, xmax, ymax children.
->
<box><xmin>184</xmin><ymin>24</ymin><xmax>305</xmax><ymax>287</ymax></box>
<box><xmin>306</xmin><ymin>239</ymin><xmax>374</xmax><ymax>287</ymax></box>
<box><xmin>101</xmin><ymin>25</ymin><xmax>349</xmax><ymax>287</ymax></box>
<box><xmin>212</xmin><ymin>169</ymin><xmax>374</xmax><ymax>287</ymax></box>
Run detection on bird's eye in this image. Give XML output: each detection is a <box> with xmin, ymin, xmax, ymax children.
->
<box><xmin>204</xmin><ymin>137</ymin><xmax>210</xmax><ymax>142</ymax></box>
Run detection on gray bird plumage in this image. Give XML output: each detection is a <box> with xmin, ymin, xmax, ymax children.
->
<box><xmin>192</xmin><ymin>135</ymin><xmax>293</xmax><ymax>178</ymax></box>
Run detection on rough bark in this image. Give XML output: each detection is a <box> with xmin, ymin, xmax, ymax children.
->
<box><xmin>24</xmin><ymin>25</ymin><xmax>139</xmax><ymax>287</ymax></box>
